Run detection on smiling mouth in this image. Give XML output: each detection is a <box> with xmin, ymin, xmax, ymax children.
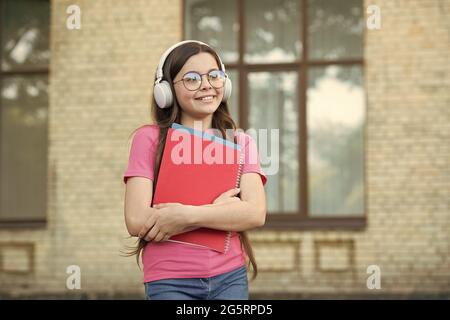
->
<box><xmin>195</xmin><ymin>96</ymin><xmax>216</xmax><ymax>102</ymax></box>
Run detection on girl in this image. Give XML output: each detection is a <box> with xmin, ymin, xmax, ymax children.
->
<box><xmin>123</xmin><ymin>40</ymin><xmax>267</xmax><ymax>300</ymax></box>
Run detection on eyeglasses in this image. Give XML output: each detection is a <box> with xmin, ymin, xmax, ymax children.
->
<box><xmin>173</xmin><ymin>69</ymin><xmax>226</xmax><ymax>91</ymax></box>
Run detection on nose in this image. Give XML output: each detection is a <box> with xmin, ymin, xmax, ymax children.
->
<box><xmin>199</xmin><ymin>74</ymin><xmax>212</xmax><ymax>91</ymax></box>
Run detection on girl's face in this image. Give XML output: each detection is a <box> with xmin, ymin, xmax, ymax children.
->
<box><xmin>173</xmin><ymin>52</ymin><xmax>224</xmax><ymax>119</ymax></box>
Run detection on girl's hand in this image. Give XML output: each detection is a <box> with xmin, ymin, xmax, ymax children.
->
<box><xmin>213</xmin><ymin>188</ymin><xmax>241</xmax><ymax>205</ymax></box>
<box><xmin>138</xmin><ymin>203</ymin><xmax>193</xmax><ymax>242</ymax></box>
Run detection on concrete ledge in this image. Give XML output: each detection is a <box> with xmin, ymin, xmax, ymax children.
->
<box><xmin>0</xmin><ymin>291</ymin><xmax>449</xmax><ymax>300</ymax></box>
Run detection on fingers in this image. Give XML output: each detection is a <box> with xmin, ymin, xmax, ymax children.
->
<box><xmin>214</xmin><ymin>188</ymin><xmax>241</xmax><ymax>204</ymax></box>
<box><xmin>149</xmin><ymin>230</ymin><xmax>171</xmax><ymax>243</ymax></box>
<box><xmin>229</xmin><ymin>196</ymin><xmax>241</xmax><ymax>202</ymax></box>
<box><xmin>153</xmin><ymin>231</ymin><xmax>167</xmax><ymax>242</ymax></box>
<box><xmin>143</xmin><ymin>226</ymin><xmax>159</xmax><ymax>242</ymax></box>
<box><xmin>138</xmin><ymin>217</ymin><xmax>156</xmax><ymax>239</ymax></box>
<box><xmin>221</xmin><ymin>196</ymin><xmax>241</xmax><ymax>204</ymax></box>
<box><xmin>220</xmin><ymin>188</ymin><xmax>240</xmax><ymax>198</ymax></box>
<box><xmin>140</xmin><ymin>216</ymin><xmax>159</xmax><ymax>241</ymax></box>
<box><xmin>226</xmin><ymin>188</ymin><xmax>240</xmax><ymax>196</ymax></box>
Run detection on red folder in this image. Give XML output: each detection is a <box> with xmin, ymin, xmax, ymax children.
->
<box><xmin>152</xmin><ymin>123</ymin><xmax>243</xmax><ymax>253</ymax></box>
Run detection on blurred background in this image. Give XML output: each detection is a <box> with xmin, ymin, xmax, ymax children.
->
<box><xmin>0</xmin><ymin>0</ymin><xmax>448</xmax><ymax>299</ymax></box>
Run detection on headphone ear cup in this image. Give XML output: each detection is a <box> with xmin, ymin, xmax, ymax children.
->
<box><xmin>154</xmin><ymin>81</ymin><xmax>173</xmax><ymax>108</ymax></box>
<box><xmin>222</xmin><ymin>77</ymin><xmax>232</xmax><ymax>103</ymax></box>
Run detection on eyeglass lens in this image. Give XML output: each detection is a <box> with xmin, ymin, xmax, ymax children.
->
<box><xmin>182</xmin><ymin>70</ymin><xmax>225</xmax><ymax>90</ymax></box>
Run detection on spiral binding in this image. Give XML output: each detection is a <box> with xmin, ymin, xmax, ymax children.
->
<box><xmin>224</xmin><ymin>232</ymin><xmax>232</xmax><ymax>253</ymax></box>
<box><xmin>224</xmin><ymin>150</ymin><xmax>244</xmax><ymax>254</ymax></box>
<box><xmin>234</xmin><ymin>150</ymin><xmax>244</xmax><ymax>189</ymax></box>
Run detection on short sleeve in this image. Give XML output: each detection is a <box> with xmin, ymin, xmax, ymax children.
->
<box><xmin>237</xmin><ymin>132</ymin><xmax>267</xmax><ymax>186</ymax></box>
<box><xmin>123</xmin><ymin>125</ymin><xmax>159</xmax><ymax>184</ymax></box>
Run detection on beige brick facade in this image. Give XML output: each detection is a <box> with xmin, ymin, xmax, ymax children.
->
<box><xmin>0</xmin><ymin>0</ymin><xmax>448</xmax><ymax>298</ymax></box>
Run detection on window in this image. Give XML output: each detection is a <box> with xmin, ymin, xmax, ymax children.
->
<box><xmin>0</xmin><ymin>0</ymin><xmax>50</xmax><ymax>226</ymax></box>
<box><xmin>184</xmin><ymin>0</ymin><xmax>365</xmax><ymax>229</ymax></box>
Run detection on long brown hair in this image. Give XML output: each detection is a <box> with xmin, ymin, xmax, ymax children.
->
<box><xmin>122</xmin><ymin>41</ymin><xmax>259</xmax><ymax>281</ymax></box>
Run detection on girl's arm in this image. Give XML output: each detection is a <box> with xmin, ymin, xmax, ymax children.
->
<box><xmin>185</xmin><ymin>172</ymin><xmax>266</xmax><ymax>232</ymax></box>
<box><xmin>124</xmin><ymin>176</ymin><xmax>154</xmax><ymax>237</ymax></box>
<box><xmin>126</xmin><ymin>177</ymin><xmax>200</xmax><ymax>239</ymax></box>
<box><xmin>138</xmin><ymin>172</ymin><xmax>266</xmax><ymax>241</ymax></box>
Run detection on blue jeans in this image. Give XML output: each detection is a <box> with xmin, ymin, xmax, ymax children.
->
<box><xmin>144</xmin><ymin>265</ymin><xmax>249</xmax><ymax>300</ymax></box>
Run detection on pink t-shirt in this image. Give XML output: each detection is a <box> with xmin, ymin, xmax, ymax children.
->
<box><xmin>123</xmin><ymin>124</ymin><xmax>267</xmax><ymax>283</ymax></box>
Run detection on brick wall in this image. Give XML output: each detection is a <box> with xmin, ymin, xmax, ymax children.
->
<box><xmin>0</xmin><ymin>0</ymin><xmax>448</xmax><ymax>299</ymax></box>
<box><xmin>0</xmin><ymin>0</ymin><xmax>182</xmax><ymax>298</ymax></box>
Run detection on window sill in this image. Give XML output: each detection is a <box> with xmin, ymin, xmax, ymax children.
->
<box><xmin>262</xmin><ymin>215</ymin><xmax>366</xmax><ymax>231</ymax></box>
<box><xmin>0</xmin><ymin>220</ymin><xmax>47</xmax><ymax>230</ymax></box>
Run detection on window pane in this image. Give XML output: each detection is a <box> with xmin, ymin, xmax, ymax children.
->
<box><xmin>1</xmin><ymin>75</ymin><xmax>48</xmax><ymax>221</ymax></box>
<box><xmin>308</xmin><ymin>0</ymin><xmax>363</xmax><ymax>60</ymax></box>
<box><xmin>226</xmin><ymin>69</ymin><xmax>239</xmax><ymax>126</ymax></box>
<box><xmin>307</xmin><ymin>65</ymin><xmax>365</xmax><ymax>216</ymax></box>
<box><xmin>185</xmin><ymin>0</ymin><xmax>238</xmax><ymax>64</ymax></box>
<box><xmin>1</xmin><ymin>0</ymin><xmax>50</xmax><ymax>71</ymax></box>
<box><xmin>244</xmin><ymin>0</ymin><xmax>301</xmax><ymax>63</ymax></box>
<box><xmin>248</xmin><ymin>72</ymin><xmax>298</xmax><ymax>213</ymax></box>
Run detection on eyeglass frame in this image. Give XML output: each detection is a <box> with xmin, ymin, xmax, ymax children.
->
<box><xmin>172</xmin><ymin>69</ymin><xmax>227</xmax><ymax>91</ymax></box>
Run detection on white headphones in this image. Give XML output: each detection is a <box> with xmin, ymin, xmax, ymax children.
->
<box><xmin>153</xmin><ymin>40</ymin><xmax>232</xmax><ymax>109</ymax></box>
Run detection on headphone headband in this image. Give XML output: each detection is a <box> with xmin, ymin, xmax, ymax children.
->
<box><xmin>155</xmin><ymin>40</ymin><xmax>226</xmax><ymax>84</ymax></box>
